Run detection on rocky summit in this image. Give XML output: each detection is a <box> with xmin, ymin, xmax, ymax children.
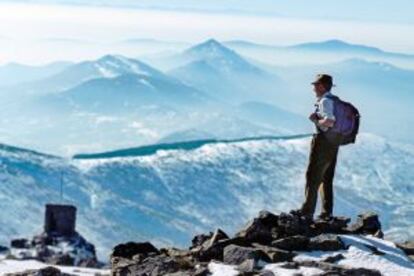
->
<box><xmin>107</xmin><ymin>209</ymin><xmax>407</xmax><ymax>276</ymax></box>
<box><xmin>2</xmin><ymin>209</ymin><xmax>414</xmax><ymax>275</ymax></box>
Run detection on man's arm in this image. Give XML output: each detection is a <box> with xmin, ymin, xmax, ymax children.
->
<box><xmin>313</xmin><ymin>97</ymin><xmax>336</xmax><ymax>129</ymax></box>
<box><xmin>317</xmin><ymin>118</ymin><xmax>335</xmax><ymax>128</ymax></box>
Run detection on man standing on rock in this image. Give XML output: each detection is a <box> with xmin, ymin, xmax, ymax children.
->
<box><xmin>293</xmin><ymin>74</ymin><xmax>342</xmax><ymax>221</ymax></box>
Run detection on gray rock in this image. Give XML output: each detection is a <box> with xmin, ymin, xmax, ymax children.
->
<box><xmin>251</xmin><ymin>243</ymin><xmax>296</xmax><ymax>262</ymax></box>
<box><xmin>223</xmin><ymin>244</ymin><xmax>270</xmax><ymax>266</ymax></box>
<box><xmin>195</xmin><ymin>236</ymin><xmax>248</xmax><ymax>262</ymax></box>
<box><xmin>323</xmin><ymin>253</ymin><xmax>345</xmax><ymax>263</ymax></box>
<box><xmin>312</xmin><ymin>216</ymin><xmax>350</xmax><ymax>235</ymax></box>
<box><xmin>190</xmin><ymin>232</ymin><xmax>214</xmax><ymax>250</ymax></box>
<box><xmin>111</xmin><ymin>241</ymin><xmax>159</xmax><ymax>260</ymax></box>
<box><xmin>348</xmin><ymin>212</ymin><xmax>381</xmax><ymax>235</ymax></box>
<box><xmin>308</xmin><ymin>234</ymin><xmax>345</xmax><ymax>251</ymax></box>
<box><xmin>234</xmin><ymin>210</ymin><xmax>279</xmax><ymax>245</ymax></box>
<box><xmin>396</xmin><ymin>241</ymin><xmax>414</xmax><ymax>255</ymax></box>
<box><xmin>271</xmin><ymin>235</ymin><xmax>309</xmax><ymax>251</ymax></box>
<box><xmin>112</xmin><ymin>255</ymin><xmax>181</xmax><ymax>276</ymax></box>
<box><xmin>209</xmin><ymin>229</ymin><xmax>229</xmax><ymax>245</ymax></box>
<box><xmin>277</xmin><ymin>212</ymin><xmax>311</xmax><ymax>237</ymax></box>
<box><xmin>10</xmin><ymin>239</ymin><xmax>30</xmax><ymax>249</ymax></box>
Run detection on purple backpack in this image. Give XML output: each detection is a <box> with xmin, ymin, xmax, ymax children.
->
<box><xmin>325</xmin><ymin>95</ymin><xmax>360</xmax><ymax>145</ymax></box>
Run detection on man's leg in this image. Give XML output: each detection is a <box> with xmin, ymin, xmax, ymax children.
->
<box><xmin>319</xmin><ymin>147</ymin><xmax>338</xmax><ymax>217</ymax></box>
<box><xmin>300</xmin><ymin>134</ymin><xmax>333</xmax><ymax>218</ymax></box>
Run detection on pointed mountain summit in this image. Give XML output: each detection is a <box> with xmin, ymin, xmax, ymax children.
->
<box><xmin>170</xmin><ymin>39</ymin><xmax>284</xmax><ymax>103</ymax></box>
<box><xmin>181</xmin><ymin>39</ymin><xmax>261</xmax><ymax>73</ymax></box>
<box><xmin>185</xmin><ymin>38</ymin><xmax>236</xmax><ymax>58</ymax></box>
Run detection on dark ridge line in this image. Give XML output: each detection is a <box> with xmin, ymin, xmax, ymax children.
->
<box><xmin>73</xmin><ymin>133</ymin><xmax>313</xmax><ymax>160</ymax></box>
<box><xmin>0</xmin><ymin>143</ymin><xmax>59</xmax><ymax>159</ymax></box>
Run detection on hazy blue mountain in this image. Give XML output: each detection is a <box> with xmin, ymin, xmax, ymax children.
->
<box><xmin>13</xmin><ymin>54</ymin><xmax>172</xmax><ymax>95</ymax></box>
<box><xmin>0</xmin><ymin>61</ymin><xmax>72</xmax><ymax>87</ymax></box>
<box><xmin>225</xmin><ymin>39</ymin><xmax>414</xmax><ymax>68</ymax></box>
<box><xmin>288</xmin><ymin>39</ymin><xmax>413</xmax><ymax>58</ymax></box>
<box><xmin>1</xmin><ymin>134</ymin><xmax>413</xmax><ymax>261</ymax></box>
<box><xmin>42</xmin><ymin>72</ymin><xmax>214</xmax><ymax>113</ymax></box>
<box><xmin>170</xmin><ymin>39</ymin><xmax>286</xmax><ymax>104</ymax></box>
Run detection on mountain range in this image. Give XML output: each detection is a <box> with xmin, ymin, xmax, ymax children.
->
<box><xmin>0</xmin><ymin>134</ymin><xmax>413</xmax><ymax>261</ymax></box>
<box><xmin>0</xmin><ymin>38</ymin><xmax>413</xmax><ymax>153</ymax></box>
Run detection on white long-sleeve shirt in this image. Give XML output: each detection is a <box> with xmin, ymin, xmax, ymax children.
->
<box><xmin>314</xmin><ymin>91</ymin><xmax>336</xmax><ymax>132</ymax></box>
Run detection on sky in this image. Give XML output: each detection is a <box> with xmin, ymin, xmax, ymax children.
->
<box><xmin>0</xmin><ymin>0</ymin><xmax>413</xmax><ymax>64</ymax></box>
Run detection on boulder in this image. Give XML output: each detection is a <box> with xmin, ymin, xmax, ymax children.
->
<box><xmin>190</xmin><ymin>232</ymin><xmax>214</xmax><ymax>250</ymax></box>
<box><xmin>223</xmin><ymin>244</ymin><xmax>270</xmax><ymax>266</ymax></box>
<box><xmin>277</xmin><ymin>212</ymin><xmax>311</xmax><ymax>237</ymax></box>
<box><xmin>10</xmin><ymin>239</ymin><xmax>30</xmax><ymax>249</ymax></box>
<box><xmin>112</xmin><ymin>255</ymin><xmax>181</xmax><ymax>276</ymax></box>
<box><xmin>312</xmin><ymin>216</ymin><xmax>350</xmax><ymax>235</ymax></box>
<box><xmin>234</xmin><ymin>210</ymin><xmax>279</xmax><ymax>245</ymax></box>
<box><xmin>10</xmin><ymin>232</ymin><xmax>97</xmax><ymax>268</ymax></box>
<box><xmin>322</xmin><ymin>253</ymin><xmax>345</xmax><ymax>263</ymax></box>
<box><xmin>308</xmin><ymin>234</ymin><xmax>345</xmax><ymax>251</ymax></box>
<box><xmin>195</xmin><ymin>237</ymin><xmax>249</xmax><ymax>262</ymax></box>
<box><xmin>111</xmin><ymin>241</ymin><xmax>160</xmax><ymax>260</ymax></box>
<box><xmin>208</xmin><ymin>229</ymin><xmax>229</xmax><ymax>246</ymax></box>
<box><xmin>271</xmin><ymin>235</ymin><xmax>309</xmax><ymax>251</ymax></box>
<box><xmin>348</xmin><ymin>212</ymin><xmax>382</xmax><ymax>235</ymax></box>
<box><xmin>396</xmin><ymin>241</ymin><xmax>414</xmax><ymax>255</ymax></box>
<box><xmin>251</xmin><ymin>243</ymin><xmax>296</xmax><ymax>262</ymax></box>
<box><xmin>237</xmin><ymin>258</ymin><xmax>260</xmax><ymax>273</ymax></box>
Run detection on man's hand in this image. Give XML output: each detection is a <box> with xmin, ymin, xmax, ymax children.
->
<box><xmin>318</xmin><ymin>118</ymin><xmax>335</xmax><ymax>128</ymax></box>
<box><xmin>309</xmin><ymin>113</ymin><xmax>319</xmax><ymax>122</ymax></box>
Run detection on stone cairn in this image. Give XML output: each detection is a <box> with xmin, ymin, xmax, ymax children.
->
<box><xmin>6</xmin><ymin>204</ymin><xmax>99</xmax><ymax>268</ymax></box>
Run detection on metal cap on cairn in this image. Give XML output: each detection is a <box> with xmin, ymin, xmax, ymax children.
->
<box><xmin>44</xmin><ymin>204</ymin><xmax>77</xmax><ymax>236</ymax></box>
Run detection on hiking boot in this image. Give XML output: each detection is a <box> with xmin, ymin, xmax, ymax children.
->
<box><xmin>290</xmin><ymin>209</ymin><xmax>313</xmax><ymax>223</ymax></box>
<box><xmin>316</xmin><ymin>213</ymin><xmax>333</xmax><ymax>222</ymax></box>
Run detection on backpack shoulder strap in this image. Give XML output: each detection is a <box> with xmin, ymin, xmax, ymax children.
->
<box><xmin>324</xmin><ymin>94</ymin><xmax>340</xmax><ymax>101</ymax></box>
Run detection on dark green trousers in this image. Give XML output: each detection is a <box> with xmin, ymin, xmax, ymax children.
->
<box><xmin>300</xmin><ymin>132</ymin><xmax>340</xmax><ymax>217</ymax></box>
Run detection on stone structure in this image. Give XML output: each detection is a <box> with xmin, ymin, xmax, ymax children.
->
<box><xmin>44</xmin><ymin>204</ymin><xmax>76</xmax><ymax>236</ymax></box>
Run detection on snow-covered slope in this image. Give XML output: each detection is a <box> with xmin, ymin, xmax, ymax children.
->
<box><xmin>0</xmin><ymin>134</ymin><xmax>413</xmax><ymax>262</ymax></box>
<box><xmin>13</xmin><ymin>54</ymin><xmax>172</xmax><ymax>94</ymax></box>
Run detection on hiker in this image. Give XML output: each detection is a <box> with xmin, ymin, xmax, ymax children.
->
<box><xmin>291</xmin><ymin>74</ymin><xmax>359</xmax><ymax>221</ymax></box>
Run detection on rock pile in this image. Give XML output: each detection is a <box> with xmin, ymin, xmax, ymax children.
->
<box><xmin>4</xmin><ymin>204</ymin><xmax>99</xmax><ymax>268</ymax></box>
<box><xmin>110</xmin><ymin>210</ymin><xmax>389</xmax><ymax>276</ymax></box>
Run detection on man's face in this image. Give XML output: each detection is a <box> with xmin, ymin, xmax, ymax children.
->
<box><xmin>312</xmin><ymin>82</ymin><xmax>326</xmax><ymax>97</ymax></box>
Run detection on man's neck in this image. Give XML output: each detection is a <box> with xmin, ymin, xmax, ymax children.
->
<box><xmin>317</xmin><ymin>90</ymin><xmax>331</xmax><ymax>100</ymax></box>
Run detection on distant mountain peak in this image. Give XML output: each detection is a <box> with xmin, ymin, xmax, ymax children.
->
<box><xmin>291</xmin><ymin>39</ymin><xmax>383</xmax><ymax>54</ymax></box>
<box><xmin>186</xmin><ymin>38</ymin><xmax>237</xmax><ymax>58</ymax></box>
<box><xmin>181</xmin><ymin>38</ymin><xmax>264</xmax><ymax>74</ymax></box>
